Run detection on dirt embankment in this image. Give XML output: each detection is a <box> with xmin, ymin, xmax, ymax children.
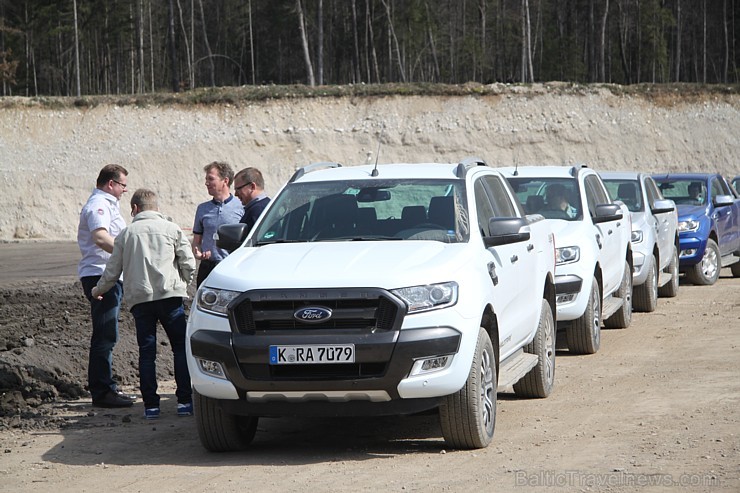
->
<box><xmin>1</xmin><ymin>85</ymin><xmax>739</xmax><ymax>242</ymax></box>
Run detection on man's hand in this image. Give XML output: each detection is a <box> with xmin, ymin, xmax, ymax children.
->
<box><xmin>91</xmin><ymin>286</ymin><xmax>104</xmax><ymax>300</ymax></box>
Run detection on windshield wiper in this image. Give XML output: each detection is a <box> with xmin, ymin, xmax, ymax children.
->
<box><xmin>255</xmin><ymin>239</ymin><xmax>304</xmax><ymax>246</ymax></box>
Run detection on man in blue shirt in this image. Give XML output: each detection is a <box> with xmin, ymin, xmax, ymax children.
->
<box><xmin>77</xmin><ymin>164</ymin><xmax>134</xmax><ymax>408</ymax></box>
<box><xmin>192</xmin><ymin>161</ymin><xmax>244</xmax><ymax>286</ymax></box>
<box><xmin>234</xmin><ymin>167</ymin><xmax>271</xmax><ymax>233</ymax></box>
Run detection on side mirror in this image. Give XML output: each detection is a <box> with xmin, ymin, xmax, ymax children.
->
<box><xmin>484</xmin><ymin>217</ymin><xmax>531</xmax><ymax>247</ymax></box>
<box><xmin>651</xmin><ymin>199</ymin><xmax>675</xmax><ymax>215</ymax></box>
<box><xmin>713</xmin><ymin>194</ymin><xmax>735</xmax><ymax>207</ymax></box>
<box><xmin>216</xmin><ymin>223</ymin><xmax>250</xmax><ymax>253</ymax></box>
<box><xmin>592</xmin><ymin>204</ymin><xmax>623</xmax><ymax>224</ymax></box>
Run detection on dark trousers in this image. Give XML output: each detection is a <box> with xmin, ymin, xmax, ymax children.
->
<box><xmin>81</xmin><ymin>276</ymin><xmax>123</xmax><ymax>401</ymax></box>
<box><xmin>130</xmin><ymin>297</ymin><xmax>192</xmax><ymax>409</ymax></box>
<box><xmin>196</xmin><ymin>259</ymin><xmax>218</xmax><ymax>287</ymax></box>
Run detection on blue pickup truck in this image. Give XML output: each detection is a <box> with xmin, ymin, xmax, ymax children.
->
<box><xmin>652</xmin><ymin>173</ymin><xmax>740</xmax><ymax>285</ymax></box>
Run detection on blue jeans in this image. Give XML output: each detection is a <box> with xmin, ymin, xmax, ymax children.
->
<box><xmin>130</xmin><ymin>297</ymin><xmax>192</xmax><ymax>409</ymax></box>
<box><xmin>81</xmin><ymin>276</ymin><xmax>123</xmax><ymax>402</ymax></box>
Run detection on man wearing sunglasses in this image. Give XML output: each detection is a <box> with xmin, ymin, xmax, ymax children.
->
<box><xmin>77</xmin><ymin>164</ymin><xmax>134</xmax><ymax>408</ymax></box>
<box><xmin>234</xmin><ymin>167</ymin><xmax>271</xmax><ymax>233</ymax></box>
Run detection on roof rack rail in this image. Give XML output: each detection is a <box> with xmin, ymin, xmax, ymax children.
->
<box><xmin>455</xmin><ymin>156</ymin><xmax>488</xmax><ymax>178</ymax></box>
<box><xmin>289</xmin><ymin>162</ymin><xmax>342</xmax><ymax>183</ymax></box>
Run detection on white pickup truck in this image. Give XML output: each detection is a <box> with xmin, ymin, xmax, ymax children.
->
<box><xmin>186</xmin><ymin>158</ymin><xmax>556</xmax><ymax>451</ymax></box>
<box><xmin>502</xmin><ymin>166</ymin><xmax>633</xmax><ymax>355</ymax></box>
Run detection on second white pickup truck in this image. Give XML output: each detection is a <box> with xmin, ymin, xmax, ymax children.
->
<box><xmin>502</xmin><ymin>165</ymin><xmax>634</xmax><ymax>355</ymax></box>
<box><xmin>186</xmin><ymin>158</ymin><xmax>556</xmax><ymax>451</ymax></box>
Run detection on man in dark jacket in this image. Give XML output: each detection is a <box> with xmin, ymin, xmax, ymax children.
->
<box><xmin>234</xmin><ymin>167</ymin><xmax>271</xmax><ymax>232</ymax></box>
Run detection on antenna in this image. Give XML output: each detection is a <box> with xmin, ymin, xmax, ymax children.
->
<box><xmin>371</xmin><ymin>130</ymin><xmax>382</xmax><ymax>177</ymax></box>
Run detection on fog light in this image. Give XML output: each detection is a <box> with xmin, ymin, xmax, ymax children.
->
<box><xmin>680</xmin><ymin>249</ymin><xmax>696</xmax><ymax>258</ymax></box>
<box><xmin>556</xmin><ymin>293</ymin><xmax>576</xmax><ymax>304</ymax></box>
<box><xmin>410</xmin><ymin>355</ymin><xmax>452</xmax><ymax>376</ymax></box>
<box><xmin>197</xmin><ymin>358</ymin><xmax>226</xmax><ymax>379</ymax></box>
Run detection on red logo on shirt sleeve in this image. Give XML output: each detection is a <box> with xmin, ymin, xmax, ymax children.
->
<box><xmin>97</xmin><ymin>208</ymin><xmax>104</xmax><ymax>215</ymax></box>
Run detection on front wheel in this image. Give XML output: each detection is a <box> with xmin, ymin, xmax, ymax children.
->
<box><xmin>513</xmin><ymin>299</ymin><xmax>555</xmax><ymax>398</ymax></box>
<box><xmin>567</xmin><ymin>276</ymin><xmax>601</xmax><ymax>355</ymax></box>
<box><xmin>633</xmin><ymin>255</ymin><xmax>657</xmax><ymax>312</ymax></box>
<box><xmin>439</xmin><ymin>327</ymin><xmax>496</xmax><ymax>449</ymax></box>
<box><xmin>605</xmin><ymin>260</ymin><xmax>633</xmax><ymax>329</ymax></box>
<box><xmin>686</xmin><ymin>239</ymin><xmax>720</xmax><ymax>285</ymax></box>
<box><xmin>194</xmin><ymin>390</ymin><xmax>258</xmax><ymax>452</ymax></box>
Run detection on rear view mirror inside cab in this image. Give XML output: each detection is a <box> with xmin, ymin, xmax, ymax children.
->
<box><xmin>357</xmin><ymin>188</ymin><xmax>391</xmax><ymax>202</ymax></box>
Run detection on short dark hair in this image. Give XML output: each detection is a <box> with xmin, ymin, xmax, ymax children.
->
<box><xmin>204</xmin><ymin>161</ymin><xmax>235</xmax><ymax>187</ymax></box>
<box><xmin>235</xmin><ymin>167</ymin><xmax>265</xmax><ymax>189</ymax></box>
<box><xmin>96</xmin><ymin>164</ymin><xmax>128</xmax><ymax>187</ymax></box>
<box><xmin>130</xmin><ymin>188</ymin><xmax>158</xmax><ymax>211</ymax></box>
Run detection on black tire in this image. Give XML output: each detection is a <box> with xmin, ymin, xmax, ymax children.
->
<box><xmin>567</xmin><ymin>277</ymin><xmax>601</xmax><ymax>354</ymax></box>
<box><xmin>439</xmin><ymin>327</ymin><xmax>496</xmax><ymax>449</ymax></box>
<box><xmin>513</xmin><ymin>299</ymin><xmax>555</xmax><ymax>398</ymax></box>
<box><xmin>658</xmin><ymin>245</ymin><xmax>679</xmax><ymax>298</ymax></box>
<box><xmin>730</xmin><ymin>260</ymin><xmax>740</xmax><ymax>277</ymax></box>
<box><xmin>633</xmin><ymin>255</ymin><xmax>657</xmax><ymax>312</ymax></box>
<box><xmin>686</xmin><ymin>239</ymin><xmax>720</xmax><ymax>285</ymax></box>
<box><xmin>605</xmin><ymin>260</ymin><xmax>633</xmax><ymax>329</ymax></box>
<box><xmin>194</xmin><ymin>390</ymin><xmax>258</xmax><ymax>452</ymax></box>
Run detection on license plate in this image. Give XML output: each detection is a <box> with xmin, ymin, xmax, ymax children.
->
<box><xmin>269</xmin><ymin>345</ymin><xmax>355</xmax><ymax>365</ymax></box>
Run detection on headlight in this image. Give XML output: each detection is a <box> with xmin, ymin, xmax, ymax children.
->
<box><xmin>196</xmin><ymin>287</ymin><xmax>240</xmax><ymax>316</ymax></box>
<box><xmin>631</xmin><ymin>230</ymin><xmax>644</xmax><ymax>243</ymax></box>
<box><xmin>392</xmin><ymin>282</ymin><xmax>458</xmax><ymax>313</ymax></box>
<box><xmin>555</xmin><ymin>246</ymin><xmax>580</xmax><ymax>265</ymax></box>
<box><xmin>678</xmin><ymin>220</ymin><xmax>700</xmax><ymax>232</ymax></box>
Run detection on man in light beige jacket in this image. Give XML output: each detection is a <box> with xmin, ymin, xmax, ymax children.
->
<box><xmin>93</xmin><ymin>188</ymin><xmax>196</xmax><ymax>420</ymax></box>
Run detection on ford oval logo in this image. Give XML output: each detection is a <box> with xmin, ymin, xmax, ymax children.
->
<box><xmin>294</xmin><ymin>306</ymin><xmax>333</xmax><ymax>323</ymax></box>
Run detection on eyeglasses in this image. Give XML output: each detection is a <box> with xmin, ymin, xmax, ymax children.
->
<box><xmin>235</xmin><ymin>181</ymin><xmax>253</xmax><ymax>192</ymax></box>
<box><xmin>112</xmin><ymin>179</ymin><xmax>128</xmax><ymax>190</ymax></box>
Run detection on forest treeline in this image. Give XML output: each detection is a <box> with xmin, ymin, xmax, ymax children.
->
<box><xmin>0</xmin><ymin>0</ymin><xmax>737</xmax><ymax>97</ymax></box>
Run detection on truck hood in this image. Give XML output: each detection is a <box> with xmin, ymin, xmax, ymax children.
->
<box><xmin>207</xmin><ymin>241</ymin><xmax>470</xmax><ymax>291</ymax></box>
<box><xmin>676</xmin><ymin>204</ymin><xmax>709</xmax><ymax>221</ymax></box>
<box><xmin>541</xmin><ymin>219</ymin><xmax>583</xmax><ymax>247</ymax></box>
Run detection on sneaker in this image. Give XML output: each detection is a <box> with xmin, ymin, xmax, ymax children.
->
<box><xmin>177</xmin><ymin>402</ymin><xmax>193</xmax><ymax>416</ymax></box>
<box><xmin>115</xmin><ymin>389</ymin><xmax>137</xmax><ymax>401</ymax></box>
<box><xmin>93</xmin><ymin>390</ymin><xmax>135</xmax><ymax>408</ymax></box>
<box><xmin>144</xmin><ymin>407</ymin><xmax>160</xmax><ymax>419</ymax></box>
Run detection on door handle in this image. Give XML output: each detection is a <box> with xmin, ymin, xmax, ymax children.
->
<box><xmin>510</xmin><ymin>255</ymin><xmax>519</xmax><ymax>263</ymax></box>
<box><xmin>527</xmin><ymin>243</ymin><xmax>535</xmax><ymax>252</ymax></box>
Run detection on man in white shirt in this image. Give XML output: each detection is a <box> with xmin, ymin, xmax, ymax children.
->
<box><xmin>77</xmin><ymin>164</ymin><xmax>133</xmax><ymax>408</ymax></box>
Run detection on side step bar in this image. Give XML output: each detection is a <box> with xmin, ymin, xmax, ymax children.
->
<box><xmin>601</xmin><ymin>295</ymin><xmax>624</xmax><ymax>320</ymax></box>
<box><xmin>497</xmin><ymin>350</ymin><xmax>538</xmax><ymax>391</ymax></box>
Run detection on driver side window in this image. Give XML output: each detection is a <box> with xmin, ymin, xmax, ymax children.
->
<box><xmin>474</xmin><ymin>180</ymin><xmax>496</xmax><ymax>237</ymax></box>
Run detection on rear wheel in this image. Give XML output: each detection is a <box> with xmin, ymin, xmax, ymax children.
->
<box><xmin>513</xmin><ymin>299</ymin><xmax>555</xmax><ymax>398</ymax></box>
<box><xmin>658</xmin><ymin>245</ymin><xmax>679</xmax><ymax>297</ymax></box>
<box><xmin>633</xmin><ymin>255</ymin><xmax>657</xmax><ymax>312</ymax></box>
<box><xmin>439</xmin><ymin>327</ymin><xmax>496</xmax><ymax>449</ymax></box>
<box><xmin>605</xmin><ymin>260</ymin><xmax>633</xmax><ymax>329</ymax></box>
<box><xmin>686</xmin><ymin>239</ymin><xmax>720</xmax><ymax>285</ymax></box>
<box><xmin>567</xmin><ymin>276</ymin><xmax>601</xmax><ymax>355</ymax></box>
<box><xmin>194</xmin><ymin>390</ymin><xmax>258</xmax><ymax>452</ymax></box>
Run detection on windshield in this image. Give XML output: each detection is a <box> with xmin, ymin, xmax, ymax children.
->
<box><xmin>506</xmin><ymin>177</ymin><xmax>582</xmax><ymax>220</ymax></box>
<box><xmin>603</xmin><ymin>179</ymin><xmax>644</xmax><ymax>212</ymax></box>
<box><xmin>251</xmin><ymin>179</ymin><xmax>469</xmax><ymax>243</ymax></box>
<box><xmin>655</xmin><ymin>178</ymin><xmax>706</xmax><ymax>206</ymax></box>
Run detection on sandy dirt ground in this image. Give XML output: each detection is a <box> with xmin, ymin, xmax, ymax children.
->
<box><xmin>0</xmin><ymin>242</ymin><xmax>738</xmax><ymax>492</ymax></box>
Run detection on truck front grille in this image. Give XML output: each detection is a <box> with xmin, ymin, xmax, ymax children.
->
<box><xmin>228</xmin><ymin>288</ymin><xmax>405</xmax><ymax>335</ymax></box>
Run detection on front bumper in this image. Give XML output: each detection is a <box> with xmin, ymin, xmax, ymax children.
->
<box><xmin>554</xmin><ymin>273</ymin><xmax>590</xmax><ymax>322</ymax></box>
<box><xmin>189</xmin><ymin>325</ymin><xmax>461</xmax><ymax>416</ymax></box>
<box><xmin>677</xmin><ymin>233</ymin><xmax>706</xmax><ymax>269</ymax></box>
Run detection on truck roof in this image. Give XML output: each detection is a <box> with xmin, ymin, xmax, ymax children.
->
<box><xmin>497</xmin><ymin>165</ymin><xmax>589</xmax><ymax>179</ymax></box>
<box><xmin>292</xmin><ymin>162</ymin><xmax>469</xmax><ymax>183</ymax></box>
